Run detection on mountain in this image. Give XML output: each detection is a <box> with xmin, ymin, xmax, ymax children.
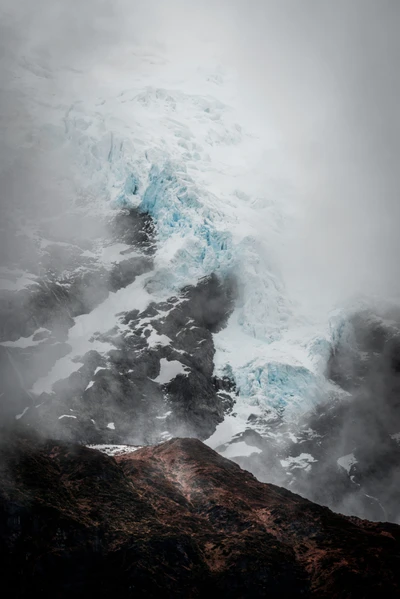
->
<box><xmin>1</xmin><ymin>432</ymin><xmax>400</xmax><ymax>598</ymax></box>
<box><xmin>1</xmin><ymin>18</ymin><xmax>400</xmax><ymax>526</ymax></box>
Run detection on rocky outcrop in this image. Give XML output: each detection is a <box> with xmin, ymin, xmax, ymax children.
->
<box><xmin>17</xmin><ymin>271</ymin><xmax>236</xmax><ymax>446</ymax></box>
<box><xmin>0</xmin><ymin>205</ymin><xmax>237</xmax><ymax>447</ymax></box>
<box><xmin>284</xmin><ymin>310</ymin><xmax>400</xmax><ymax>521</ymax></box>
<box><xmin>1</xmin><ymin>431</ymin><xmax>399</xmax><ymax>598</ymax></box>
<box><xmin>0</xmin><ymin>208</ymin><xmax>156</xmax><ymax>426</ymax></box>
<box><xmin>227</xmin><ymin>309</ymin><xmax>400</xmax><ymax>523</ymax></box>
<box><xmin>3</xmin><ymin>200</ymin><xmax>400</xmax><ymax>529</ymax></box>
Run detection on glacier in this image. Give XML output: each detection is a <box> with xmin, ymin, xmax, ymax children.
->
<box><xmin>59</xmin><ymin>63</ymin><xmax>347</xmax><ymax>436</ymax></box>
<box><xmin>2</xmin><ymin>0</ymin><xmax>400</xmax><ymax>527</ymax></box>
<box><xmin>1</xmin><ymin>32</ymin><xmax>351</xmax><ymax>451</ymax></box>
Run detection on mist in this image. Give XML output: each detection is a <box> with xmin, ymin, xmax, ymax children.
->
<box><xmin>2</xmin><ymin>0</ymin><xmax>400</xmax><ymax>311</ymax></box>
<box><xmin>221</xmin><ymin>2</ymin><xmax>400</xmax><ymax>313</ymax></box>
<box><xmin>1</xmin><ymin>0</ymin><xmax>400</xmax><ymax>522</ymax></box>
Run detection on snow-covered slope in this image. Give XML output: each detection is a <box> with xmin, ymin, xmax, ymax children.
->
<box><xmin>0</xmin><ymin>35</ymin><xmax>344</xmax><ymax>436</ymax></box>
<box><xmin>2</xmin><ymin>18</ymin><xmax>400</xmax><ymax>523</ymax></box>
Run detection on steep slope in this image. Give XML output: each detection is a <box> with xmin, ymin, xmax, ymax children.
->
<box><xmin>0</xmin><ymin>35</ymin><xmax>338</xmax><ymax>441</ymax></box>
<box><xmin>2</xmin><ymin>14</ymin><xmax>400</xmax><ymax>527</ymax></box>
<box><xmin>1</xmin><ymin>432</ymin><xmax>400</xmax><ymax>598</ymax></box>
<box><xmin>226</xmin><ymin>308</ymin><xmax>400</xmax><ymax>523</ymax></box>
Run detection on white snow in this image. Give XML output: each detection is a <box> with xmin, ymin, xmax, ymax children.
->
<box><xmin>337</xmin><ymin>453</ymin><xmax>357</xmax><ymax>474</ymax></box>
<box><xmin>213</xmin><ymin>317</ymin><xmax>335</xmax><ymax>417</ymax></box>
<box><xmin>15</xmin><ymin>407</ymin><xmax>29</xmax><ymax>420</ymax></box>
<box><xmin>87</xmin><ymin>444</ymin><xmax>141</xmax><ymax>456</ymax></box>
<box><xmin>1</xmin><ymin>328</ymin><xmax>50</xmax><ymax>349</ymax></box>
<box><xmin>9</xmin><ymin>19</ymin><xmax>362</xmax><ymax>447</ymax></box>
<box><xmin>280</xmin><ymin>453</ymin><xmax>317</xmax><ymax>472</ymax></box>
<box><xmin>144</xmin><ymin>326</ymin><xmax>172</xmax><ymax>348</ymax></box>
<box><xmin>58</xmin><ymin>414</ymin><xmax>77</xmax><ymax>420</ymax></box>
<box><xmin>156</xmin><ymin>410</ymin><xmax>172</xmax><ymax>420</ymax></box>
<box><xmin>152</xmin><ymin>358</ymin><xmax>190</xmax><ymax>384</ymax></box>
<box><xmin>220</xmin><ymin>441</ymin><xmax>262</xmax><ymax>459</ymax></box>
<box><xmin>107</xmin><ymin>422</ymin><xmax>115</xmax><ymax>430</ymax></box>
<box><xmin>31</xmin><ymin>273</ymin><xmax>161</xmax><ymax>394</ymax></box>
<box><xmin>85</xmin><ymin>380</ymin><xmax>95</xmax><ymax>391</ymax></box>
<box><xmin>205</xmin><ymin>398</ymin><xmax>279</xmax><ymax>451</ymax></box>
<box><xmin>94</xmin><ymin>366</ymin><xmax>107</xmax><ymax>374</ymax></box>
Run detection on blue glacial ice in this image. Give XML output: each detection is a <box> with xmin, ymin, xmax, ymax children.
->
<box><xmin>61</xmin><ymin>80</ymin><xmax>347</xmax><ymax>424</ymax></box>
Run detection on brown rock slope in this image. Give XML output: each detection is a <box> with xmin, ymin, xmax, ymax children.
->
<box><xmin>0</xmin><ymin>432</ymin><xmax>399</xmax><ymax>598</ymax></box>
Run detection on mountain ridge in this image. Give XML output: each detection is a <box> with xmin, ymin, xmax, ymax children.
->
<box><xmin>1</xmin><ymin>430</ymin><xmax>399</xmax><ymax>598</ymax></box>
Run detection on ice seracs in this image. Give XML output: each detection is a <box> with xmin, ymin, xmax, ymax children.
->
<box><xmin>10</xmin><ymin>34</ymin><xmax>347</xmax><ymax>456</ymax></box>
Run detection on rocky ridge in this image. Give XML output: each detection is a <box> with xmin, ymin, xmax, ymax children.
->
<box><xmin>1</xmin><ymin>432</ymin><xmax>400</xmax><ymax>598</ymax></box>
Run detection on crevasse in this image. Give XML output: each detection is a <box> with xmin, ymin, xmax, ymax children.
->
<box><xmin>61</xmin><ymin>68</ymin><xmax>344</xmax><ymax>431</ymax></box>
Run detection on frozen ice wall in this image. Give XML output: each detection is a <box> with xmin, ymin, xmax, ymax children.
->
<box><xmin>4</xmin><ymin>0</ymin><xmax>398</xmax><ymax>448</ymax></box>
<box><xmin>56</xmin><ymin>45</ymin><xmax>340</xmax><ymax>433</ymax></box>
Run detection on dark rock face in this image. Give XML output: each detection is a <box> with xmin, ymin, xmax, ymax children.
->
<box><xmin>0</xmin><ymin>205</ymin><xmax>237</xmax><ymax>447</ymax></box>
<box><xmin>0</xmin><ymin>208</ymin><xmax>156</xmax><ymax>422</ymax></box>
<box><xmin>26</xmin><ymin>272</ymin><xmax>236</xmax><ymax>445</ymax></box>
<box><xmin>0</xmin><ymin>209</ymin><xmax>156</xmax><ymax>344</ymax></box>
<box><xmin>283</xmin><ymin>310</ymin><xmax>400</xmax><ymax>522</ymax></box>
<box><xmin>231</xmin><ymin>310</ymin><xmax>400</xmax><ymax>524</ymax></box>
<box><xmin>4</xmin><ymin>198</ymin><xmax>400</xmax><ymax>529</ymax></box>
<box><xmin>1</xmin><ymin>432</ymin><xmax>399</xmax><ymax>598</ymax></box>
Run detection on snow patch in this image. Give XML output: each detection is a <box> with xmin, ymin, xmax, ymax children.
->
<box><xmin>32</xmin><ymin>273</ymin><xmax>160</xmax><ymax>394</ymax></box>
<box><xmin>152</xmin><ymin>358</ymin><xmax>190</xmax><ymax>384</ymax></box>
<box><xmin>11</xmin><ymin>38</ymin><xmax>356</xmax><ymax>448</ymax></box>
<box><xmin>221</xmin><ymin>441</ymin><xmax>262</xmax><ymax>459</ymax></box>
<box><xmin>1</xmin><ymin>328</ymin><xmax>50</xmax><ymax>348</ymax></box>
<box><xmin>280</xmin><ymin>453</ymin><xmax>317</xmax><ymax>472</ymax></box>
<box><xmin>87</xmin><ymin>444</ymin><xmax>141</xmax><ymax>456</ymax></box>
<box><xmin>144</xmin><ymin>326</ymin><xmax>172</xmax><ymax>348</ymax></box>
<box><xmin>15</xmin><ymin>407</ymin><xmax>29</xmax><ymax>420</ymax></box>
<box><xmin>337</xmin><ymin>453</ymin><xmax>357</xmax><ymax>474</ymax></box>
<box><xmin>156</xmin><ymin>410</ymin><xmax>172</xmax><ymax>420</ymax></box>
<box><xmin>94</xmin><ymin>366</ymin><xmax>107</xmax><ymax>374</ymax></box>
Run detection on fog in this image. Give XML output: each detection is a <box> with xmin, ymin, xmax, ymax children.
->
<box><xmin>1</xmin><ymin>1</ymin><xmax>400</xmax><ymax>522</ymax></box>
<box><xmin>2</xmin><ymin>1</ymin><xmax>400</xmax><ymax>310</ymax></box>
<box><xmin>225</xmin><ymin>2</ymin><xmax>400</xmax><ymax>312</ymax></box>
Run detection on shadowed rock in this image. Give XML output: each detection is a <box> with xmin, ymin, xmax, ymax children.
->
<box><xmin>1</xmin><ymin>431</ymin><xmax>399</xmax><ymax>598</ymax></box>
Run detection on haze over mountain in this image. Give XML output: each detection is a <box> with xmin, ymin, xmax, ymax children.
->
<box><xmin>1</xmin><ymin>0</ymin><xmax>400</xmax><ymax>524</ymax></box>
